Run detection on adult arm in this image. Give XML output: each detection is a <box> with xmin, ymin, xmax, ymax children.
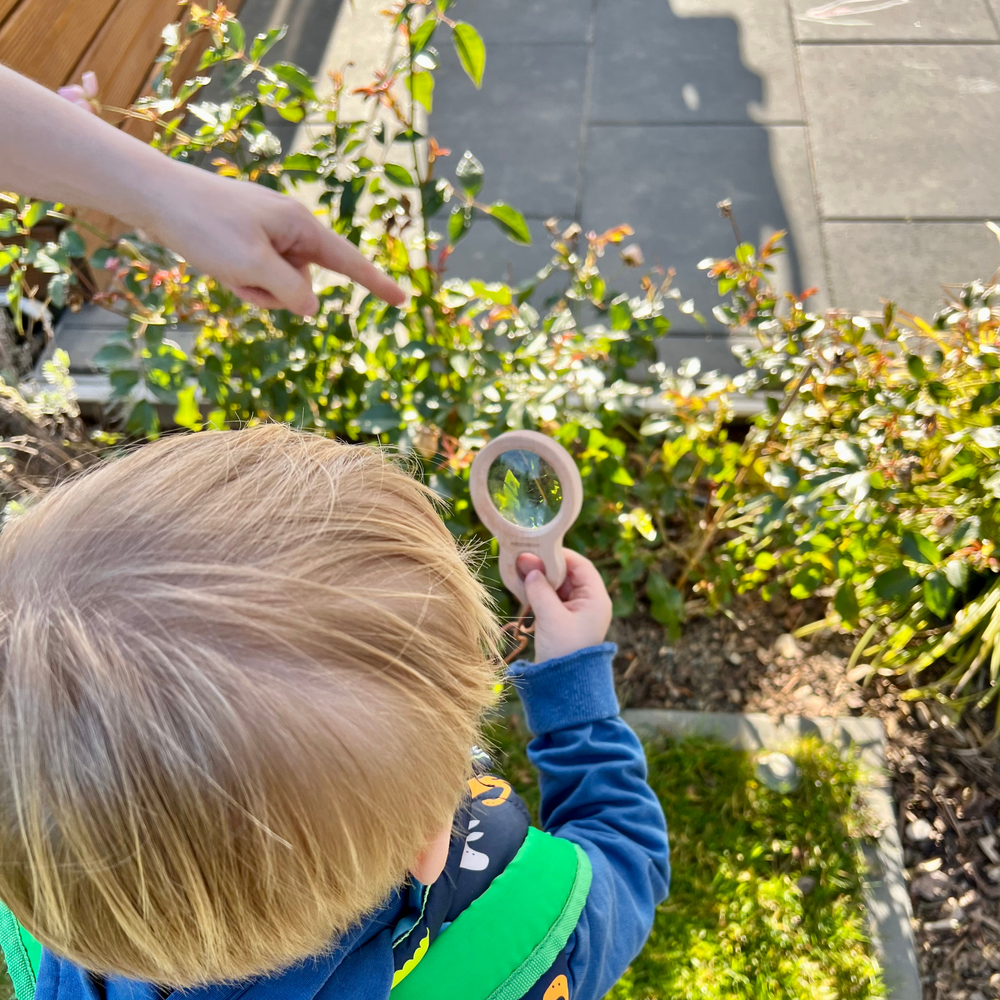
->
<box><xmin>0</xmin><ymin>65</ymin><xmax>404</xmax><ymax>313</ymax></box>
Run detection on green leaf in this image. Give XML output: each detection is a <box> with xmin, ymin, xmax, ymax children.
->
<box><xmin>754</xmin><ymin>551</ymin><xmax>776</xmax><ymax>571</ymax></box>
<box><xmin>21</xmin><ymin>201</ymin><xmax>49</xmax><ymax>229</ymax></box>
<box><xmin>47</xmin><ymin>272</ymin><xmax>69</xmax><ymax>308</ymax></box>
<box><xmin>610</xmin><ymin>465</ymin><xmax>634</xmax><ymax>486</ymax></box>
<box><xmin>126</xmin><ymin>399</ymin><xmax>159</xmax><ymax>438</ymax></box>
<box><xmin>833</xmin><ymin>439</ymin><xmax>865</xmax><ymax>468</ymax></box>
<box><xmin>923</xmin><ymin>570</ymin><xmax>955</xmax><ymax>620</ymax></box>
<box><xmin>790</xmin><ymin>565</ymin><xmax>824</xmax><ymax>599</ymax></box>
<box><xmin>834</xmin><ymin>583</ymin><xmax>859</xmax><ymax>625</ymax></box>
<box><xmin>408</xmin><ymin>69</ymin><xmax>434</xmax><ymax>112</ymax></box>
<box><xmin>384</xmin><ymin>163</ymin><xmax>416</xmax><ymax>187</ymax></box>
<box><xmin>409</xmin><ymin>17</ymin><xmax>437</xmax><ymax>53</ymax></box>
<box><xmin>109</xmin><ymin>369</ymin><xmax>140</xmax><ymax>398</ymax></box>
<box><xmin>452</xmin><ymin>22</ymin><xmax>486</xmax><ymax>88</ymax></box>
<box><xmin>58</xmin><ymin>228</ymin><xmax>86</xmax><ymax>258</ymax></box>
<box><xmin>448</xmin><ymin>206</ymin><xmax>472</xmax><ymax>244</ymax></box>
<box><xmin>873</xmin><ymin>566</ymin><xmax>920</xmax><ymax>601</ymax></box>
<box><xmin>486</xmin><ymin>202</ymin><xmax>531</xmax><ymax>244</ymax></box>
<box><xmin>270</xmin><ymin>62</ymin><xmax>317</xmax><ymax>100</ymax></box>
<box><xmin>906</xmin><ymin>354</ymin><xmax>928</xmax><ymax>381</ymax></box>
<box><xmin>283</xmin><ymin>153</ymin><xmax>322</xmax><ymax>172</ymax></box>
<box><xmin>421</xmin><ymin>178</ymin><xmax>448</xmax><ymax>217</ymax></box>
<box><xmin>0</xmin><ymin>245</ymin><xmax>20</xmax><ymax>272</ymax></box>
<box><xmin>174</xmin><ymin>386</ymin><xmax>203</xmax><ymax>431</ymax></box>
<box><xmin>455</xmin><ymin>150</ymin><xmax>484</xmax><ymax>198</ymax></box>
<box><xmin>972</xmin><ymin>382</ymin><xmax>1000</xmax><ymax>412</ymax></box>
<box><xmin>646</xmin><ymin>570</ymin><xmax>684</xmax><ymax>639</ymax></box>
<box><xmin>250</xmin><ymin>25</ymin><xmax>286</xmax><ymax>63</ymax></box>
<box><xmin>945</xmin><ymin>560</ymin><xmax>970</xmax><ymax>591</ymax></box>
<box><xmin>901</xmin><ymin>531</ymin><xmax>941</xmax><ymax>565</ymax></box>
<box><xmin>609</xmin><ymin>295</ymin><xmax>632</xmax><ymax>331</ymax></box>
<box><xmin>952</xmin><ymin>516</ymin><xmax>981</xmax><ymax>548</ymax></box>
<box><xmin>224</xmin><ymin>18</ymin><xmax>245</xmax><ymax>53</ymax></box>
<box><xmin>735</xmin><ymin>242</ymin><xmax>755</xmax><ymax>265</ymax></box>
<box><xmin>92</xmin><ymin>343</ymin><xmax>135</xmax><ymax>368</ymax></box>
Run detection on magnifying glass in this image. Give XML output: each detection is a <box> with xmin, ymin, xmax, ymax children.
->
<box><xmin>469</xmin><ymin>430</ymin><xmax>583</xmax><ymax>606</ymax></box>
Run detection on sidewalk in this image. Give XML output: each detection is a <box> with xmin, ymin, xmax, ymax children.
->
<box><xmin>50</xmin><ymin>0</ymin><xmax>1000</xmax><ymax>387</ymax></box>
<box><xmin>420</xmin><ymin>0</ymin><xmax>1000</xmax><ymax>370</ymax></box>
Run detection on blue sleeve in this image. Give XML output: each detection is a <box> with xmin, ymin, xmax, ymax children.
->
<box><xmin>507</xmin><ymin>644</ymin><xmax>670</xmax><ymax>1000</ymax></box>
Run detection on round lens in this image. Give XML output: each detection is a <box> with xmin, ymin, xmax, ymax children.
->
<box><xmin>487</xmin><ymin>449</ymin><xmax>563</xmax><ymax>528</ymax></box>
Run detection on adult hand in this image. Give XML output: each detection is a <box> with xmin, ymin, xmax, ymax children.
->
<box><xmin>516</xmin><ymin>549</ymin><xmax>613</xmax><ymax>663</ymax></box>
<box><xmin>145</xmin><ymin>165</ymin><xmax>407</xmax><ymax>315</ymax></box>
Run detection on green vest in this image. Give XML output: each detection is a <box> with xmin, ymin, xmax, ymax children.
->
<box><xmin>0</xmin><ymin>828</ymin><xmax>591</xmax><ymax>1000</ymax></box>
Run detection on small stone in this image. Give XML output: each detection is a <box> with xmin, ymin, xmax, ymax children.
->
<box><xmin>773</xmin><ymin>633</ymin><xmax>802</xmax><ymax>660</ymax></box>
<box><xmin>726</xmin><ymin>651</ymin><xmax>743</xmax><ymax>666</ymax></box>
<box><xmin>968</xmin><ymin>992</ymin><xmax>986</xmax><ymax>1000</ymax></box>
<box><xmin>988</xmin><ymin>864</ymin><xmax>1000</xmax><ymax>883</ymax></box>
<box><xmin>911</xmin><ymin>869</ymin><xmax>955</xmax><ymax>901</ymax></box>
<box><xmin>980</xmin><ymin>833</ymin><xmax>1000</xmax><ymax>864</ymax></box>
<box><xmin>796</xmin><ymin>875</ymin><xmax>817</xmax><ymax>896</ymax></box>
<box><xmin>990</xmin><ymin>972</ymin><xmax>1000</xmax><ymax>989</ymax></box>
<box><xmin>906</xmin><ymin>818</ymin><xmax>934</xmax><ymax>843</ymax></box>
<box><xmin>756</xmin><ymin>646</ymin><xmax>773</xmax><ymax>666</ymax></box>
<box><xmin>727</xmin><ymin>688</ymin><xmax>743</xmax><ymax>705</ymax></box>
<box><xmin>658</xmin><ymin>646</ymin><xmax>669</xmax><ymax>657</ymax></box>
<box><xmin>845</xmin><ymin>691</ymin><xmax>865</xmax><ymax>710</ymax></box>
<box><xmin>916</xmin><ymin>856</ymin><xmax>942</xmax><ymax>873</ymax></box>
<box><xmin>793</xmin><ymin>684</ymin><xmax>814</xmax><ymax>701</ymax></box>
<box><xmin>755</xmin><ymin>752</ymin><xmax>800</xmax><ymax>793</ymax></box>
<box><xmin>803</xmin><ymin>696</ymin><xmax>827</xmax><ymax>717</ymax></box>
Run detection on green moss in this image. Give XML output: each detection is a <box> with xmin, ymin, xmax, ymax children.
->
<box><xmin>483</xmin><ymin>709</ymin><xmax>882</xmax><ymax>1000</ymax></box>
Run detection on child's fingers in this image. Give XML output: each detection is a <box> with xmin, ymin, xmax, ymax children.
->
<box><xmin>523</xmin><ymin>569</ymin><xmax>566</xmax><ymax>620</ymax></box>
<box><xmin>516</xmin><ymin>552</ymin><xmax>573</xmax><ymax>601</ymax></box>
<box><xmin>563</xmin><ymin>549</ymin><xmax>606</xmax><ymax>594</ymax></box>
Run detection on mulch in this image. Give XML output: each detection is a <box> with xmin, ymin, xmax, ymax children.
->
<box><xmin>608</xmin><ymin>594</ymin><xmax>1000</xmax><ymax>1000</ymax></box>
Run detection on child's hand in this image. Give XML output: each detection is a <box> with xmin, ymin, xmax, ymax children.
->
<box><xmin>516</xmin><ymin>550</ymin><xmax>613</xmax><ymax>663</ymax></box>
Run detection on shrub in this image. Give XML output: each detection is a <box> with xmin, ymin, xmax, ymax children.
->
<box><xmin>0</xmin><ymin>2</ymin><xmax>742</xmax><ymax>629</ymax></box>
<box><xmin>3</xmin><ymin>2</ymin><xmax>1000</xmax><ymax>711</ymax></box>
<box><xmin>701</xmin><ymin>230</ymin><xmax>1000</xmax><ymax>717</ymax></box>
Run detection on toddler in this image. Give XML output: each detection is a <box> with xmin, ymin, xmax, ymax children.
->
<box><xmin>0</xmin><ymin>426</ymin><xmax>669</xmax><ymax>1000</ymax></box>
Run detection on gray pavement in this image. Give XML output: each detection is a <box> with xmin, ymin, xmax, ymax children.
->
<box><xmin>428</xmin><ymin>0</ymin><xmax>1000</xmax><ymax>370</ymax></box>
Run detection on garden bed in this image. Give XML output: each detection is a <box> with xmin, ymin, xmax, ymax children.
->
<box><xmin>604</xmin><ymin>597</ymin><xmax>1000</xmax><ymax>1000</ymax></box>
<box><xmin>485</xmin><ymin>707</ymin><xmax>912</xmax><ymax>1000</ymax></box>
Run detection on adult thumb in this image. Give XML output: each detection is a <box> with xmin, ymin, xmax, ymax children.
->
<box><xmin>523</xmin><ymin>569</ymin><xmax>563</xmax><ymax>618</ymax></box>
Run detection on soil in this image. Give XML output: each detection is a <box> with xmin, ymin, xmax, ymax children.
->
<box><xmin>608</xmin><ymin>594</ymin><xmax>1000</xmax><ymax>1000</ymax></box>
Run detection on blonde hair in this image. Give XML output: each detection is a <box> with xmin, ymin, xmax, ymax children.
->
<box><xmin>0</xmin><ymin>425</ymin><xmax>499</xmax><ymax>986</ymax></box>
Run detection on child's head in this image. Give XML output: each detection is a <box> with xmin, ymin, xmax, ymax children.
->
<box><xmin>0</xmin><ymin>426</ymin><xmax>498</xmax><ymax>986</ymax></box>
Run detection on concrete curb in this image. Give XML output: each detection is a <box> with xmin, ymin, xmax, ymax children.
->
<box><xmin>621</xmin><ymin>709</ymin><xmax>920</xmax><ymax>1000</ymax></box>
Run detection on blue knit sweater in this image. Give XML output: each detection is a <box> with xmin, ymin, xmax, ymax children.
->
<box><xmin>36</xmin><ymin>643</ymin><xmax>670</xmax><ymax>1000</ymax></box>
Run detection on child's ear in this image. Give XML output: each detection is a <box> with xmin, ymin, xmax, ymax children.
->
<box><xmin>408</xmin><ymin>822</ymin><xmax>452</xmax><ymax>885</ymax></box>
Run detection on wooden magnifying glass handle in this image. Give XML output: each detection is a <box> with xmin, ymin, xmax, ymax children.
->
<box><xmin>469</xmin><ymin>430</ymin><xmax>584</xmax><ymax>608</ymax></box>
<box><xmin>498</xmin><ymin>538</ymin><xmax>567</xmax><ymax>607</ymax></box>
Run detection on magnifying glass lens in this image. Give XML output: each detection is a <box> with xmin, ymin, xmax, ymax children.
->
<box><xmin>487</xmin><ymin>449</ymin><xmax>563</xmax><ymax>528</ymax></box>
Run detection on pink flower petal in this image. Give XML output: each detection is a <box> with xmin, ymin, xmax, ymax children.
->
<box><xmin>81</xmin><ymin>71</ymin><xmax>98</xmax><ymax>99</ymax></box>
<box><xmin>58</xmin><ymin>85</ymin><xmax>85</xmax><ymax>102</ymax></box>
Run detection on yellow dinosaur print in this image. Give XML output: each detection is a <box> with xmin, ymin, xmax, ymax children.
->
<box><xmin>468</xmin><ymin>774</ymin><xmax>511</xmax><ymax>806</ymax></box>
<box><xmin>391</xmin><ymin>929</ymin><xmax>430</xmax><ymax>987</ymax></box>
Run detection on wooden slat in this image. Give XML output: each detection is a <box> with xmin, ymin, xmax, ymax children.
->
<box><xmin>0</xmin><ymin>0</ymin><xmax>118</xmax><ymax>88</ymax></box>
<box><xmin>0</xmin><ymin>0</ymin><xmax>22</xmax><ymax>30</ymax></box>
<box><xmin>70</xmin><ymin>0</ymin><xmax>184</xmax><ymax>114</ymax></box>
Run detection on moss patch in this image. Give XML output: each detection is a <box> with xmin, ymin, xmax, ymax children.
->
<box><xmin>484</xmin><ymin>709</ymin><xmax>882</xmax><ymax>1000</ymax></box>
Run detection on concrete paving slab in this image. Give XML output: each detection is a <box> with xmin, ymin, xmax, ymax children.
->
<box><xmin>790</xmin><ymin>0</ymin><xmax>999</xmax><ymax>42</ymax></box>
<box><xmin>581</xmin><ymin>124</ymin><xmax>802</xmax><ymax>333</ymax></box>
<box><xmin>440</xmin><ymin>0</ymin><xmax>593</xmax><ymax>43</ymax></box>
<box><xmin>592</xmin><ymin>0</ymin><xmax>772</xmax><ymax>124</ymax></box>
<box><xmin>431</xmin><ymin>41</ymin><xmax>588</xmax><ymax>218</ymax></box>
<box><xmin>799</xmin><ymin>44</ymin><xmax>1000</xmax><ymax>218</ymax></box>
<box><xmin>768</xmin><ymin>125</ymin><xmax>830</xmax><ymax>308</ymax></box>
<box><xmin>235</xmin><ymin>0</ymin><xmax>345</xmax><ymax>79</ymax></box>
<box><xmin>824</xmin><ymin>220</ymin><xmax>1000</xmax><ymax>316</ymax></box>
<box><xmin>667</xmin><ymin>0</ymin><xmax>805</xmax><ymax>124</ymax></box>
<box><xmin>621</xmin><ymin>708</ymin><xmax>920</xmax><ymax>1000</ymax></box>
<box><xmin>993</xmin><ymin>0</ymin><xmax>1000</xmax><ymax>30</ymax></box>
